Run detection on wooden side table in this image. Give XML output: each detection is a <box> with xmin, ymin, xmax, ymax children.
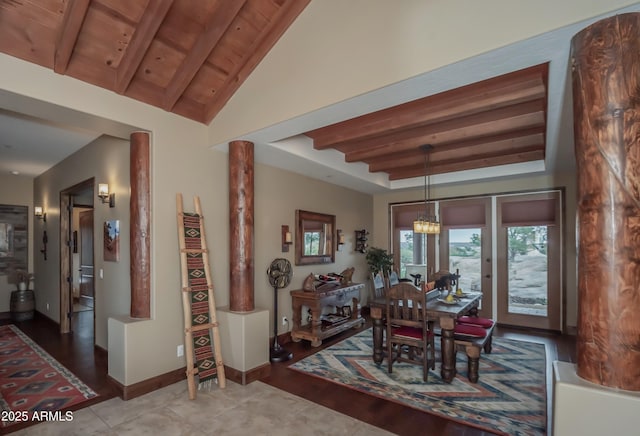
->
<box><xmin>290</xmin><ymin>283</ymin><xmax>364</xmax><ymax>347</ymax></box>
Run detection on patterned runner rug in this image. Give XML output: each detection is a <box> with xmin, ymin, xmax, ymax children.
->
<box><xmin>290</xmin><ymin>329</ymin><xmax>546</xmax><ymax>436</ymax></box>
<box><xmin>0</xmin><ymin>324</ymin><xmax>98</xmax><ymax>428</ymax></box>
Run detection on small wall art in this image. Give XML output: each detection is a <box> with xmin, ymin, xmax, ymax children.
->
<box><xmin>103</xmin><ymin>220</ymin><xmax>120</xmax><ymax>262</ymax></box>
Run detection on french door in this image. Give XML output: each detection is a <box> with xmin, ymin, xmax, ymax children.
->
<box><xmin>439</xmin><ymin>197</ymin><xmax>492</xmax><ymax>318</ymax></box>
<box><xmin>496</xmin><ymin>192</ymin><xmax>562</xmax><ymax>330</ymax></box>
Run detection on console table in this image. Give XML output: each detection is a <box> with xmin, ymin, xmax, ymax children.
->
<box><xmin>290</xmin><ymin>282</ymin><xmax>365</xmax><ymax>347</ymax></box>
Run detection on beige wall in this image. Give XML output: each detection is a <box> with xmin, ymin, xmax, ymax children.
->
<box><xmin>0</xmin><ymin>174</ymin><xmax>33</xmax><ymax>312</ymax></box>
<box><xmin>372</xmin><ymin>172</ymin><xmax>578</xmax><ymax>328</ymax></box>
<box><xmin>254</xmin><ymin>162</ymin><xmax>373</xmax><ymax>332</ymax></box>
<box><xmin>208</xmin><ymin>0</ymin><xmax>638</xmax><ymax>144</ymax></box>
<box><xmin>34</xmin><ymin>136</ymin><xmax>130</xmax><ymax>348</ymax></box>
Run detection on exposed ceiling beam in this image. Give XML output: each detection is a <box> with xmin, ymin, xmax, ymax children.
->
<box><xmin>54</xmin><ymin>0</ymin><xmax>90</xmax><ymax>74</ymax></box>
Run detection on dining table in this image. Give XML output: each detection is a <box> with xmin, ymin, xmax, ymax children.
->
<box><xmin>369</xmin><ymin>291</ymin><xmax>482</xmax><ymax>383</ymax></box>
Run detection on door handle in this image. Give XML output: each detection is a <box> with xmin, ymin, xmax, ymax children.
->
<box><xmin>485</xmin><ymin>274</ymin><xmax>491</xmax><ymax>278</ymax></box>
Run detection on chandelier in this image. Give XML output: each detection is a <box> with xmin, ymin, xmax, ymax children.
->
<box><xmin>413</xmin><ymin>144</ymin><xmax>440</xmax><ymax>234</ymax></box>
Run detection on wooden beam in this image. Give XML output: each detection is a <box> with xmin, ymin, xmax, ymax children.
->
<box><xmin>343</xmin><ymin>100</ymin><xmax>546</xmax><ymax>162</ymax></box>
<box><xmin>54</xmin><ymin>0</ymin><xmax>90</xmax><ymax>74</ymax></box>
<box><xmin>115</xmin><ymin>0</ymin><xmax>174</xmax><ymax>94</ymax></box>
<box><xmin>367</xmin><ymin>131</ymin><xmax>544</xmax><ymax>173</ymax></box>
<box><xmin>387</xmin><ymin>149</ymin><xmax>545</xmax><ymax>179</ymax></box>
<box><xmin>162</xmin><ymin>0</ymin><xmax>247</xmax><ymax>111</ymax></box>
<box><xmin>309</xmin><ymin>64</ymin><xmax>548</xmax><ymax>149</ymax></box>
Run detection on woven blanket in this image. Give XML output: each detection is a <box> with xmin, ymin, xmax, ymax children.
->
<box><xmin>290</xmin><ymin>328</ymin><xmax>547</xmax><ymax>435</ymax></box>
<box><xmin>182</xmin><ymin>212</ymin><xmax>217</xmax><ymax>385</ymax></box>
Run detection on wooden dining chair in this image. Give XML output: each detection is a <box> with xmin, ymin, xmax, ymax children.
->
<box><xmin>385</xmin><ymin>282</ymin><xmax>435</xmax><ymax>381</ymax></box>
<box><xmin>388</xmin><ymin>270</ymin><xmax>400</xmax><ymax>286</ymax></box>
<box><xmin>370</xmin><ymin>271</ymin><xmax>386</xmax><ymax>304</ymax></box>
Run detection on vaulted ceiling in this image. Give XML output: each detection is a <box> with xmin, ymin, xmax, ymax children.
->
<box><xmin>0</xmin><ymin>0</ymin><xmax>309</xmax><ymax>124</ymax></box>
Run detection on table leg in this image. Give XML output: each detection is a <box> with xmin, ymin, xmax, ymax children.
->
<box><xmin>371</xmin><ymin>306</ymin><xmax>384</xmax><ymax>364</ymax></box>
<box><xmin>440</xmin><ymin>317</ymin><xmax>456</xmax><ymax>382</ymax></box>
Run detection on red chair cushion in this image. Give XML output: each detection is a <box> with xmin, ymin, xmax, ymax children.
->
<box><xmin>454</xmin><ymin>323</ymin><xmax>487</xmax><ymax>338</ymax></box>
<box><xmin>458</xmin><ymin>316</ymin><xmax>494</xmax><ymax>328</ymax></box>
<box><xmin>392</xmin><ymin>326</ymin><xmax>434</xmax><ymax>339</ymax></box>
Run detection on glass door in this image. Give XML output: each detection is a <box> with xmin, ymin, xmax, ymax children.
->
<box><xmin>496</xmin><ymin>192</ymin><xmax>561</xmax><ymax>330</ymax></box>
<box><xmin>439</xmin><ymin>198</ymin><xmax>492</xmax><ymax>318</ymax></box>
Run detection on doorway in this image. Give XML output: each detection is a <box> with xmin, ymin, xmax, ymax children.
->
<box><xmin>60</xmin><ymin>178</ymin><xmax>95</xmax><ymax>342</ymax></box>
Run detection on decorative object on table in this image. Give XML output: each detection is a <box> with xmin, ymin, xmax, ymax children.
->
<box><xmin>340</xmin><ymin>267</ymin><xmax>354</xmax><ymax>285</ymax></box>
<box><xmin>354</xmin><ymin>229</ymin><xmax>369</xmax><ymax>253</ymax></box>
<box><xmin>267</xmin><ymin>257</ymin><xmax>293</xmax><ymax>362</ymax></box>
<box><xmin>176</xmin><ymin>194</ymin><xmax>226</xmax><ymax>399</ymax></box>
<box><xmin>103</xmin><ymin>220</ymin><xmax>120</xmax><ymax>261</ymax></box>
<box><xmin>0</xmin><ymin>325</ymin><xmax>98</xmax><ymax>429</ymax></box>
<box><xmin>9</xmin><ymin>269</ymin><xmax>35</xmax><ymax>321</ymax></box>
<box><xmin>302</xmin><ymin>273</ymin><xmax>316</xmax><ymax>291</ymax></box>
<box><xmin>365</xmin><ymin>247</ymin><xmax>394</xmax><ymax>276</ymax></box>
<box><xmin>409</xmin><ymin>273</ymin><xmax>422</xmax><ymax>287</ymax></box>
<box><xmin>412</xmin><ymin>144</ymin><xmax>441</xmax><ymax>234</ymax></box>
<box><xmin>290</xmin><ymin>328</ymin><xmax>546</xmax><ymax>436</ymax></box>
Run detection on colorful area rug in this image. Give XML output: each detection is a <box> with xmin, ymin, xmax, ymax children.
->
<box><xmin>0</xmin><ymin>325</ymin><xmax>97</xmax><ymax>428</ymax></box>
<box><xmin>290</xmin><ymin>329</ymin><xmax>546</xmax><ymax>436</ymax></box>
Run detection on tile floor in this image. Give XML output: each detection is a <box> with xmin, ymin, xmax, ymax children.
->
<box><xmin>11</xmin><ymin>380</ymin><xmax>392</xmax><ymax>435</ymax></box>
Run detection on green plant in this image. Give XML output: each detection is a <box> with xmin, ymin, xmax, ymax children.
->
<box><xmin>365</xmin><ymin>247</ymin><xmax>394</xmax><ymax>275</ymax></box>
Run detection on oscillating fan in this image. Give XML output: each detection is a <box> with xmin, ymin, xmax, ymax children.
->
<box><xmin>267</xmin><ymin>258</ymin><xmax>293</xmax><ymax>362</ymax></box>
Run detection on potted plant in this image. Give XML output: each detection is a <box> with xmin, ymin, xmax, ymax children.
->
<box><xmin>365</xmin><ymin>247</ymin><xmax>394</xmax><ymax>276</ymax></box>
<box><xmin>8</xmin><ymin>268</ymin><xmax>35</xmax><ymax>321</ymax></box>
<box><xmin>15</xmin><ymin>269</ymin><xmax>34</xmax><ymax>291</ymax></box>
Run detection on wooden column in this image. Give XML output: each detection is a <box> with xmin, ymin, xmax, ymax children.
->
<box><xmin>572</xmin><ymin>13</ymin><xmax>640</xmax><ymax>391</ymax></box>
<box><xmin>130</xmin><ymin>131</ymin><xmax>151</xmax><ymax>319</ymax></box>
<box><xmin>229</xmin><ymin>141</ymin><xmax>255</xmax><ymax>312</ymax></box>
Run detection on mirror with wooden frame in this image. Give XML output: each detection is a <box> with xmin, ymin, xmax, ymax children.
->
<box><xmin>295</xmin><ymin>209</ymin><xmax>336</xmax><ymax>265</ymax></box>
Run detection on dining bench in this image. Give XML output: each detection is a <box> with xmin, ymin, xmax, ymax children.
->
<box><xmin>433</xmin><ymin>314</ymin><xmax>495</xmax><ymax>383</ymax></box>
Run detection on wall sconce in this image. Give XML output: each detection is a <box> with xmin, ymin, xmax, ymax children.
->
<box><xmin>337</xmin><ymin>229</ymin><xmax>345</xmax><ymax>246</ymax></box>
<box><xmin>34</xmin><ymin>206</ymin><xmax>46</xmax><ymax>222</ymax></box>
<box><xmin>281</xmin><ymin>225</ymin><xmax>292</xmax><ymax>252</ymax></box>
<box><xmin>98</xmin><ymin>183</ymin><xmax>115</xmax><ymax>208</ymax></box>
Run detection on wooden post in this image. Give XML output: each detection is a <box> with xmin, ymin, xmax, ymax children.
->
<box><xmin>572</xmin><ymin>12</ymin><xmax>640</xmax><ymax>391</ymax></box>
<box><xmin>130</xmin><ymin>131</ymin><xmax>151</xmax><ymax>319</ymax></box>
<box><xmin>229</xmin><ymin>141</ymin><xmax>255</xmax><ymax>312</ymax></box>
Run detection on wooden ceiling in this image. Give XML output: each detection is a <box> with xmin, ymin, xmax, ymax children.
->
<box><xmin>0</xmin><ymin>1</ymin><xmax>549</xmax><ymax>182</ymax></box>
<box><xmin>305</xmin><ymin>64</ymin><xmax>549</xmax><ymax>181</ymax></box>
<box><xmin>0</xmin><ymin>0</ymin><xmax>309</xmax><ymax>124</ymax></box>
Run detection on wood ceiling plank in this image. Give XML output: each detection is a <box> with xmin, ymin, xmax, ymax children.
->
<box><xmin>387</xmin><ymin>150</ymin><xmax>545</xmax><ymax>180</ymax></box>
<box><xmin>115</xmin><ymin>0</ymin><xmax>173</xmax><ymax>94</ymax></box>
<box><xmin>203</xmin><ymin>0</ymin><xmax>311</xmax><ymax>123</ymax></box>
<box><xmin>309</xmin><ymin>64</ymin><xmax>548</xmax><ymax>149</ymax></box>
<box><xmin>54</xmin><ymin>0</ymin><xmax>90</xmax><ymax>74</ymax></box>
<box><xmin>0</xmin><ymin>7</ymin><xmax>57</xmax><ymax>67</ymax></box>
<box><xmin>367</xmin><ymin>131</ymin><xmax>544</xmax><ymax>173</ymax></box>
<box><xmin>342</xmin><ymin>100</ymin><xmax>546</xmax><ymax>162</ymax></box>
<box><xmin>162</xmin><ymin>0</ymin><xmax>247</xmax><ymax>111</ymax></box>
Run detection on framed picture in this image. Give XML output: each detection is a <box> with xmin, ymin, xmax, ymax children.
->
<box><xmin>103</xmin><ymin>220</ymin><xmax>120</xmax><ymax>262</ymax></box>
<box><xmin>0</xmin><ymin>204</ymin><xmax>27</xmax><ymax>275</ymax></box>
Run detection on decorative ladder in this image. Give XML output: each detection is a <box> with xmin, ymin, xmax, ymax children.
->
<box><xmin>176</xmin><ymin>194</ymin><xmax>226</xmax><ymax>399</ymax></box>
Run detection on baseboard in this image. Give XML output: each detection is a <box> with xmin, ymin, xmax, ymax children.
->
<box><xmin>108</xmin><ymin>367</ymin><xmax>187</xmax><ymax>401</ymax></box>
<box><xmin>109</xmin><ymin>361</ymin><xmax>271</xmax><ymax>400</ymax></box>
<box><xmin>0</xmin><ymin>311</ymin><xmax>10</xmax><ymax>320</ymax></box>
<box><xmin>224</xmin><ymin>362</ymin><xmax>271</xmax><ymax>385</ymax></box>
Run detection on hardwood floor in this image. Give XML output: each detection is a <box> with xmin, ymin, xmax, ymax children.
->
<box><xmin>1</xmin><ymin>311</ymin><xmax>576</xmax><ymax>435</ymax></box>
